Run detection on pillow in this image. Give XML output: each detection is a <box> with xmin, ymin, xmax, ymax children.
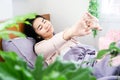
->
<box><xmin>2</xmin><ymin>37</ymin><xmax>37</xmax><ymax>68</ymax></box>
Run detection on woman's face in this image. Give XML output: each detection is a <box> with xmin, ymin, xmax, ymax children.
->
<box><xmin>33</xmin><ymin>17</ymin><xmax>54</xmax><ymax>39</ymax></box>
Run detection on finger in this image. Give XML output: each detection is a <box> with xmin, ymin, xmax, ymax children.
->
<box><xmin>83</xmin><ymin>18</ymin><xmax>99</xmax><ymax>28</ymax></box>
<box><xmin>86</xmin><ymin>12</ymin><xmax>96</xmax><ymax>19</ymax></box>
<box><xmin>79</xmin><ymin>20</ymin><xmax>88</xmax><ymax>29</ymax></box>
<box><xmin>85</xmin><ymin>29</ymin><xmax>92</xmax><ymax>35</ymax></box>
<box><xmin>95</xmin><ymin>25</ymin><xmax>102</xmax><ymax>31</ymax></box>
<box><xmin>81</xmin><ymin>12</ymin><xmax>91</xmax><ymax>21</ymax></box>
<box><xmin>86</xmin><ymin>12</ymin><xmax>93</xmax><ymax>18</ymax></box>
<box><xmin>85</xmin><ymin>27</ymin><xmax>91</xmax><ymax>32</ymax></box>
<box><xmin>90</xmin><ymin>23</ymin><xmax>102</xmax><ymax>31</ymax></box>
<box><xmin>86</xmin><ymin>12</ymin><xmax>99</xmax><ymax>22</ymax></box>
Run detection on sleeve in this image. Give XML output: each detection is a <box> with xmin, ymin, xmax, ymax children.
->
<box><xmin>34</xmin><ymin>32</ymin><xmax>67</xmax><ymax>59</ymax></box>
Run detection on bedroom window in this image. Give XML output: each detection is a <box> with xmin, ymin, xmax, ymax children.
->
<box><xmin>100</xmin><ymin>0</ymin><xmax>120</xmax><ymax>20</ymax></box>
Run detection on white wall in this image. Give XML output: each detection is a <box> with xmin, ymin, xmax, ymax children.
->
<box><xmin>12</xmin><ymin>0</ymin><xmax>99</xmax><ymax>48</ymax></box>
<box><xmin>99</xmin><ymin>18</ymin><xmax>120</xmax><ymax>37</ymax></box>
<box><xmin>37</xmin><ymin>0</ymin><xmax>89</xmax><ymax>32</ymax></box>
<box><xmin>0</xmin><ymin>0</ymin><xmax>13</xmax><ymax>20</ymax></box>
<box><xmin>12</xmin><ymin>0</ymin><xmax>44</xmax><ymax>16</ymax></box>
<box><xmin>13</xmin><ymin>0</ymin><xmax>89</xmax><ymax>32</ymax></box>
<box><xmin>40</xmin><ymin>0</ymin><xmax>99</xmax><ymax>48</ymax></box>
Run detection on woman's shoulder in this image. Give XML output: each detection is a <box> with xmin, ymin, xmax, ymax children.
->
<box><xmin>34</xmin><ymin>40</ymin><xmax>46</xmax><ymax>47</ymax></box>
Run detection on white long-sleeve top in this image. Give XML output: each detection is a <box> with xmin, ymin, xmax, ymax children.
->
<box><xmin>34</xmin><ymin>32</ymin><xmax>78</xmax><ymax>65</ymax></box>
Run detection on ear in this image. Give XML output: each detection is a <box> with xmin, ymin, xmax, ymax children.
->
<box><xmin>37</xmin><ymin>36</ymin><xmax>41</xmax><ymax>39</ymax></box>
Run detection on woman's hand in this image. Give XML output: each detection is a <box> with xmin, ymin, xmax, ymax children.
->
<box><xmin>85</xmin><ymin>12</ymin><xmax>102</xmax><ymax>30</ymax></box>
<box><xmin>63</xmin><ymin>12</ymin><xmax>102</xmax><ymax>40</ymax></box>
<box><xmin>71</xmin><ymin>12</ymin><xmax>102</xmax><ymax>37</ymax></box>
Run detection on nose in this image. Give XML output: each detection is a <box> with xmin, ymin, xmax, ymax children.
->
<box><xmin>44</xmin><ymin>24</ymin><xmax>49</xmax><ymax>29</ymax></box>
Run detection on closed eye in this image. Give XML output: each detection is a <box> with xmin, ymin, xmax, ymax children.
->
<box><xmin>37</xmin><ymin>25</ymin><xmax>42</xmax><ymax>30</ymax></box>
<box><xmin>43</xmin><ymin>20</ymin><xmax>46</xmax><ymax>24</ymax></box>
<box><xmin>42</xmin><ymin>18</ymin><xmax>44</xmax><ymax>22</ymax></box>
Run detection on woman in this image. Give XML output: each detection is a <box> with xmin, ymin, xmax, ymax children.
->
<box><xmin>24</xmin><ymin>12</ymin><xmax>102</xmax><ymax>65</ymax></box>
<box><xmin>24</xmin><ymin>13</ymin><xmax>120</xmax><ymax>79</ymax></box>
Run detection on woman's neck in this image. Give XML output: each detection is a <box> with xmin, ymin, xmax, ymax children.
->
<box><xmin>44</xmin><ymin>34</ymin><xmax>54</xmax><ymax>40</ymax></box>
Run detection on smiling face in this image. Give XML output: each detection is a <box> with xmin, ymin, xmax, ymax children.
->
<box><xmin>33</xmin><ymin>17</ymin><xmax>54</xmax><ymax>40</ymax></box>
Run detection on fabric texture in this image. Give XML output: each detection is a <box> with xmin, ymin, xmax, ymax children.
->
<box><xmin>63</xmin><ymin>43</ymin><xmax>96</xmax><ymax>67</ymax></box>
<box><xmin>35</xmin><ymin>32</ymin><xmax>78</xmax><ymax>65</ymax></box>
<box><xmin>2</xmin><ymin>37</ymin><xmax>37</xmax><ymax>68</ymax></box>
<box><xmin>116</xmin><ymin>40</ymin><xmax>120</xmax><ymax>48</ymax></box>
<box><xmin>93</xmin><ymin>55</ymin><xmax>120</xmax><ymax>80</ymax></box>
<box><xmin>93</xmin><ymin>39</ymin><xmax>120</xmax><ymax>80</ymax></box>
<box><xmin>62</xmin><ymin>42</ymin><xmax>120</xmax><ymax>80</ymax></box>
<box><xmin>92</xmin><ymin>40</ymin><xmax>120</xmax><ymax>80</ymax></box>
<box><xmin>93</xmin><ymin>55</ymin><xmax>119</xmax><ymax>79</ymax></box>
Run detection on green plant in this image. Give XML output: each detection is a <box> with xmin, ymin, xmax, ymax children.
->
<box><xmin>88</xmin><ymin>0</ymin><xmax>99</xmax><ymax>37</ymax></box>
<box><xmin>0</xmin><ymin>13</ymin><xmax>36</xmax><ymax>39</ymax></box>
<box><xmin>97</xmin><ymin>42</ymin><xmax>120</xmax><ymax>59</ymax></box>
<box><xmin>0</xmin><ymin>51</ymin><xmax>96</xmax><ymax>80</ymax></box>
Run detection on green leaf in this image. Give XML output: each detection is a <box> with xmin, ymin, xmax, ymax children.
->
<box><xmin>108</xmin><ymin>42</ymin><xmax>120</xmax><ymax>56</ymax></box>
<box><xmin>0</xmin><ymin>51</ymin><xmax>97</xmax><ymax>80</ymax></box>
<box><xmin>32</xmin><ymin>55</ymin><xmax>44</xmax><ymax>80</ymax></box>
<box><xmin>92</xmin><ymin>29</ymin><xmax>97</xmax><ymax>38</ymax></box>
<box><xmin>97</xmin><ymin>42</ymin><xmax>120</xmax><ymax>60</ymax></box>
<box><xmin>0</xmin><ymin>13</ymin><xmax>36</xmax><ymax>31</ymax></box>
<box><xmin>0</xmin><ymin>73</ymin><xmax>17</xmax><ymax>80</ymax></box>
<box><xmin>0</xmin><ymin>30</ymin><xmax>25</xmax><ymax>39</ymax></box>
<box><xmin>43</xmin><ymin>60</ymin><xmax>76</xmax><ymax>76</ymax></box>
<box><xmin>24</xmin><ymin>21</ymin><xmax>32</xmax><ymax>26</ymax></box>
<box><xmin>109</xmin><ymin>42</ymin><xmax>116</xmax><ymax>49</ymax></box>
<box><xmin>88</xmin><ymin>0</ymin><xmax>99</xmax><ymax>37</ymax></box>
<box><xmin>69</xmin><ymin>68</ymin><xmax>95</xmax><ymax>80</ymax></box>
<box><xmin>14</xmin><ymin>65</ymin><xmax>33</xmax><ymax>80</ymax></box>
<box><xmin>97</xmin><ymin>49</ymin><xmax>110</xmax><ymax>59</ymax></box>
<box><xmin>49</xmin><ymin>71</ymin><xmax>63</xmax><ymax>80</ymax></box>
<box><xmin>43</xmin><ymin>71</ymin><xmax>67</xmax><ymax>80</ymax></box>
<box><xmin>0</xmin><ymin>51</ymin><xmax>34</xmax><ymax>80</ymax></box>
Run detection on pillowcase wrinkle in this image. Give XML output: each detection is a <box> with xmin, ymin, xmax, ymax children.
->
<box><xmin>2</xmin><ymin>37</ymin><xmax>36</xmax><ymax>68</ymax></box>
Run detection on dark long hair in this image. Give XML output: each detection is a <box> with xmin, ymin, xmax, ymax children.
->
<box><xmin>23</xmin><ymin>15</ymin><xmax>45</xmax><ymax>43</ymax></box>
